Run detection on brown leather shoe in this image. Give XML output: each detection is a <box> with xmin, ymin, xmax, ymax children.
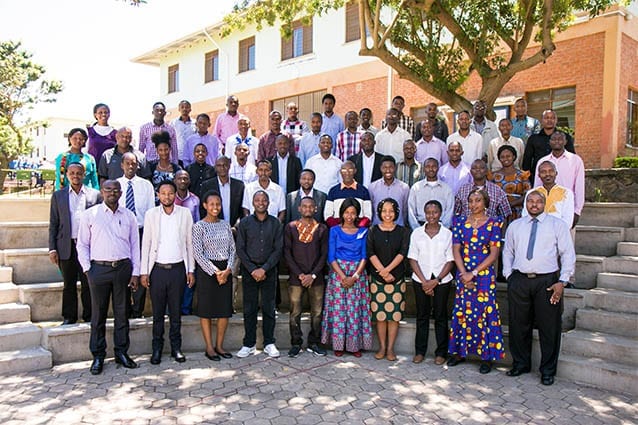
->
<box><xmin>434</xmin><ymin>356</ymin><xmax>446</xmax><ymax>365</ymax></box>
<box><xmin>412</xmin><ymin>354</ymin><xmax>424</xmax><ymax>364</ymax></box>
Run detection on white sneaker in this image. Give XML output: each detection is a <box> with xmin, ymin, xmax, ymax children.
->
<box><xmin>236</xmin><ymin>346</ymin><xmax>256</xmax><ymax>358</ymax></box>
<box><xmin>263</xmin><ymin>343</ymin><xmax>280</xmax><ymax>358</ymax></box>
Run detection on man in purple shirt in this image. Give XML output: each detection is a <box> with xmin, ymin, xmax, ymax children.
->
<box><xmin>139</xmin><ymin>102</ymin><xmax>179</xmax><ymax>163</ymax></box>
<box><xmin>184</xmin><ymin>113</ymin><xmax>219</xmax><ymax>167</ymax></box>
<box><xmin>369</xmin><ymin>156</ymin><xmax>409</xmax><ymax>226</ymax></box>
<box><xmin>214</xmin><ymin>95</ymin><xmax>241</xmax><ymax>155</ymax></box>
<box><xmin>258</xmin><ymin>110</ymin><xmax>294</xmax><ymax>161</ymax></box>
<box><xmin>76</xmin><ymin>180</ymin><xmax>140</xmax><ymax>375</ymax></box>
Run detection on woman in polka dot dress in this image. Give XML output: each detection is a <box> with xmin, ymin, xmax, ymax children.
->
<box><xmin>366</xmin><ymin>198</ymin><xmax>410</xmax><ymax>361</ymax></box>
<box><xmin>448</xmin><ymin>188</ymin><xmax>505</xmax><ymax>374</ymax></box>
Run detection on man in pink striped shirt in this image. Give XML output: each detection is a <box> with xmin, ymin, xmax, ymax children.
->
<box><xmin>214</xmin><ymin>95</ymin><xmax>241</xmax><ymax>155</ymax></box>
<box><xmin>533</xmin><ymin>131</ymin><xmax>584</xmax><ymax>227</ymax></box>
<box><xmin>139</xmin><ymin>102</ymin><xmax>178</xmax><ymax>163</ymax></box>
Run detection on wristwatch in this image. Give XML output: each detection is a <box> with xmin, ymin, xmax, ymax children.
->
<box><xmin>471</xmin><ymin>269</ymin><xmax>478</xmax><ymax>277</ymax></box>
<box><xmin>311</xmin><ymin>274</ymin><xmax>317</xmax><ymax>280</ymax></box>
<box><xmin>559</xmin><ymin>280</ymin><xmax>568</xmax><ymax>287</ymax></box>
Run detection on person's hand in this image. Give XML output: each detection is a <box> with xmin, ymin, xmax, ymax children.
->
<box><xmin>382</xmin><ymin>273</ymin><xmax>395</xmax><ymax>283</ymax></box>
<box><xmin>547</xmin><ymin>282</ymin><xmax>564</xmax><ymax>304</ymax></box>
<box><xmin>460</xmin><ymin>271</ymin><xmax>474</xmax><ymax>285</ymax></box>
<box><xmin>130</xmin><ymin>276</ymin><xmax>140</xmax><ymax>291</ymax></box>
<box><xmin>423</xmin><ymin>279</ymin><xmax>438</xmax><ymax>295</ymax></box>
<box><xmin>341</xmin><ymin>275</ymin><xmax>353</xmax><ymax>288</ymax></box>
<box><xmin>299</xmin><ymin>274</ymin><xmax>314</xmax><ymax>288</ymax></box>
<box><xmin>187</xmin><ymin>272</ymin><xmax>195</xmax><ymax>288</ymax></box>
<box><xmin>251</xmin><ymin>268</ymin><xmax>266</xmax><ymax>282</ymax></box>
<box><xmin>48</xmin><ymin>250</ymin><xmax>59</xmax><ymax>266</ymax></box>
<box><xmin>140</xmin><ymin>275</ymin><xmax>149</xmax><ymax>289</ymax></box>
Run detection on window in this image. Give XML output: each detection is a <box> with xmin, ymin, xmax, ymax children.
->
<box><xmin>281</xmin><ymin>20</ymin><xmax>313</xmax><ymax>60</ymax></box>
<box><xmin>527</xmin><ymin>86</ymin><xmax>576</xmax><ymax>131</ymax></box>
<box><xmin>168</xmin><ymin>64</ymin><xmax>179</xmax><ymax>93</ymax></box>
<box><xmin>239</xmin><ymin>36</ymin><xmax>255</xmax><ymax>73</ymax></box>
<box><xmin>628</xmin><ymin>89</ymin><xmax>638</xmax><ymax>147</ymax></box>
<box><xmin>204</xmin><ymin>50</ymin><xmax>219</xmax><ymax>83</ymax></box>
<box><xmin>345</xmin><ymin>1</ymin><xmax>360</xmax><ymax>42</ymax></box>
<box><xmin>271</xmin><ymin>89</ymin><xmax>327</xmax><ymax>122</ymax></box>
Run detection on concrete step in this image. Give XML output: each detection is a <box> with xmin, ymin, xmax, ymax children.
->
<box><xmin>617</xmin><ymin>242</ymin><xmax>638</xmax><ymax>257</ymax></box>
<box><xmin>0</xmin><ymin>283</ymin><xmax>19</xmax><ymax>303</ymax></box>
<box><xmin>584</xmin><ymin>288</ymin><xmax>638</xmax><ymax>314</ymax></box>
<box><xmin>574</xmin><ymin>255</ymin><xmax>605</xmax><ymax>289</ymax></box>
<box><xmin>0</xmin><ymin>322</ymin><xmax>42</xmax><ymax>351</ymax></box>
<box><xmin>2</xmin><ymin>248</ymin><xmax>61</xmax><ymax>284</ymax></box>
<box><xmin>624</xmin><ymin>227</ymin><xmax>638</xmax><ymax>242</ymax></box>
<box><xmin>0</xmin><ymin>267</ymin><xmax>12</xmax><ymax>284</ymax></box>
<box><xmin>0</xmin><ymin>303</ymin><xmax>31</xmax><ymax>325</ymax></box>
<box><xmin>0</xmin><ymin>347</ymin><xmax>52</xmax><ymax>375</ymax></box>
<box><xmin>561</xmin><ymin>329</ymin><xmax>637</xmax><ymax>366</ymax></box>
<box><xmin>635</xmin><ymin>216</ymin><xmax>638</xmax><ymax>228</ymax></box>
<box><xmin>0</xmin><ymin>221</ymin><xmax>48</xmax><ymax>250</ymax></box>
<box><xmin>0</xmin><ymin>198</ymin><xmax>50</xmax><ymax>223</ymax></box>
<box><xmin>557</xmin><ymin>354</ymin><xmax>638</xmax><ymax>396</ymax></box>
<box><xmin>597</xmin><ymin>272</ymin><xmax>638</xmax><ymax>292</ymax></box>
<box><xmin>575</xmin><ymin>225</ymin><xmax>623</xmax><ymax>256</ymax></box>
<box><xmin>579</xmin><ymin>203</ymin><xmax>638</xmax><ymax>228</ymax></box>
<box><xmin>603</xmin><ymin>255</ymin><xmax>638</xmax><ymax>275</ymax></box>
<box><xmin>576</xmin><ymin>308</ymin><xmax>638</xmax><ymax>337</ymax></box>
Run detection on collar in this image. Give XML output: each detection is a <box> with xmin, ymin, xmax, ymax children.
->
<box><xmin>300</xmin><ymin>188</ymin><xmax>314</xmax><ymax>198</ymax></box>
<box><xmin>69</xmin><ymin>185</ymin><xmax>86</xmax><ymax>195</ymax></box>
<box><xmin>176</xmin><ymin>191</ymin><xmax>192</xmax><ymax>201</ymax></box>
<box><xmin>530</xmin><ymin>212</ymin><xmax>547</xmax><ymax>223</ymax></box>
<box><xmin>340</xmin><ymin>181</ymin><xmax>358</xmax><ymax>190</ymax></box>
<box><xmin>551</xmin><ymin>150</ymin><xmax>568</xmax><ymax>159</ymax></box>
<box><xmin>278</xmin><ymin>153</ymin><xmax>289</xmax><ymax>161</ymax></box>
<box><xmin>101</xmin><ymin>203</ymin><xmax>123</xmax><ymax>215</ymax></box>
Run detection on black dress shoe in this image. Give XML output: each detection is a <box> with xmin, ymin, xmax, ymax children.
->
<box><xmin>541</xmin><ymin>374</ymin><xmax>555</xmax><ymax>386</ymax></box>
<box><xmin>205</xmin><ymin>351</ymin><xmax>221</xmax><ymax>361</ymax></box>
<box><xmin>506</xmin><ymin>367</ymin><xmax>531</xmax><ymax>377</ymax></box>
<box><xmin>171</xmin><ymin>350</ymin><xmax>186</xmax><ymax>363</ymax></box>
<box><xmin>90</xmin><ymin>358</ymin><xmax>104</xmax><ymax>375</ymax></box>
<box><xmin>150</xmin><ymin>349</ymin><xmax>162</xmax><ymax>365</ymax></box>
<box><xmin>114</xmin><ymin>353</ymin><xmax>137</xmax><ymax>369</ymax></box>
<box><xmin>62</xmin><ymin>319</ymin><xmax>77</xmax><ymax>325</ymax></box>
<box><xmin>446</xmin><ymin>356</ymin><xmax>466</xmax><ymax>367</ymax></box>
<box><xmin>215</xmin><ymin>347</ymin><xmax>233</xmax><ymax>359</ymax></box>
<box><xmin>479</xmin><ymin>361</ymin><xmax>492</xmax><ymax>374</ymax></box>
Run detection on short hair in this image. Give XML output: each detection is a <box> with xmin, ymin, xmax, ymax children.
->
<box><xmin>253</xmin><ymin>190</ymin><xmax>269</xmax><ymax>202</ymax></box>
<box><xmin>151</xmin><ymin>131</ymin><xmax>171</xmax><ymax>147</ymax></box>
<box><xmin>196</xmin><ymin>113</ymin><xmax>210</xmax><ymax>121</ymax></box>
<box><xmin>498</xmin><ymin>118</ymin><xmax>511</xmax><ymax>126</ymax></box>
<box><xmin>424</xmin><ymin>199</ymin><xmax>442</xmax><ymax>213</ymax></box>
<box><xmin>550</xmin><ymin>131</ymin><xmax>567</xmax><ymax>140</ymax></box>
<box><xmin>320</xmin><ymin>134</ymin><xmax>333</xmax><ymax>143</ymax></box>
<box><xmin>359</xmin><ymin>107</ymin><xmax>372</xmax><ymax>116</ymax></box>
<box><xmin>345</xmin><ymin>111</ymin><xmax>358</xmax><ymax>120</ymax></box>
<box><xmin>403</xmin><ymin>139</ymin><xmax>416</xmax><ymax>146</ymax></box>
<box><xmin>497</xmin><ymin>145</ymin><xmax>517</xmax><ymax>160</ymax></box>
<box><xmin>300</xmin><ymin>168</ymin><xmax>316</xmax><ymax>179</ymax></box>
<box><xmin>457</xmin><ymin>110</ymin><xmax>471</xmax><ymax>119</ymax></box>
<box><xmin>360</xmin><ymin>131</ymin><xmax>375</xmax><ymax>141</ymax></box>
<box><xmin>468</xmin><ymin>188</ymin><xmax>490</xmax><ymax>209</ymax></box>
<box><xmin>339</xmin><ymin>197</ymin><xmax>361</xmax><ymax>221</ymax></box>
<box><xmin>201</xmin><ymin>190</ymin><xmax>221</xmax><ymax>204</ymax></box>
<box><xmin>93</xmin><ymin>103</ymin><xmax>109</xmax><ymax>114</ymax></box>
<box><xmin>194</xmin><ymin>143</ymin><xmax>208</xmax><ymax>152</ymax></box>
<box><xmin>310</xmin><ymin>112</ymin><xmax>323</xmax><ymax>121</ymax></box>
<box><xmin>256</xmin><ymin>159</ymin><xmax>272</xmax><ymax>169</ymax></box>
<box><xmin>66</xmin><ymin>162</ymin><xmax>85</xmax><ymax>172</ymax></box>
<box><xmin>527</xmin><ymin>189</ymin><xmax>547</xmax><ymax>203</ymax></box>
<box><xmin>392</xmin><ymin>95</ymin><xmax>405</xmax><ymax>103</ymax></box>
<box><xmin>538</xmin><ymin>160</ymin><xmax>557</xmax><ymax>172</ymax></box>
<box><xmin>514</xmin><ymin>98</ymin><xmax>527</xmax><ymax>106</ymax></box>
<box><xmin>156</xmin><ymin>179</ymin><xmax>177</xmax><ymax>193</ymax></box>
<box><xmin>300</xmin><ymin>196</ymin><xmax>316</xmax><ymax>206</ymax></box>
<box><xmin>68</xmin><ymin>128</ymin><xmax>88</xmax><ymax>142</ymax></box>
<box><xmin>152</xmin><ymin>101</ymin><xmax>166</xmax><ymax>109</ymax></box>
<box><xmin>215</xmin><ymin>155</ymin><xmax>231</xmax><ymax>165</ymax></box>
<box><xmin>380</xmin><ymin>155</ymin><xmax>396</xmax><ymax>166</ymax></box>
<box><xmin>121</xmin><ymin>152</ymin><xmax>138</xmax><ymax>164</ymax></box>
<box><xmin>275</xmin><ymin>134</ymin><xmax>290</xmax><ymax>143</ymax></box>
<box><xmin>387</xmin><ymin>107</ymin><xmax>401</xmax><ymax>115</ymax></box>
<box><xmin>376</xmin><ymin>198</ymin><xmax>399</xmax><ymax>222</ymax></box>
<box><xmin>424</xmin><ymin>157</ymin><xmax>439</xmax><ymax>167</ymax></box>
<box><xmin>178</xmin><ymin>100</ymin><xmax>191</xmax><ymax>107</ymax></box>
<box><xmin>322</xmin><ymin>93</ymin><xmax>336</xmax><ymax>104</ymax></box>
<box><xmin>269</xmin><ymin>110</ymin><xmax>282</xmax><ymax>118</ymax></box>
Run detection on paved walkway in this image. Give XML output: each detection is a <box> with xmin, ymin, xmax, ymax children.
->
<box><xmin>0</xmin><ymin>351</ymin><xmax>635</xmax><ymax>424</ymax></box>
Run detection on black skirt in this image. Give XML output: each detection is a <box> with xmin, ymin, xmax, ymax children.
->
<box><xmin>194</xmin><ymin>260</ymin><xmax>233</xmax><ymax>319</ymax></box>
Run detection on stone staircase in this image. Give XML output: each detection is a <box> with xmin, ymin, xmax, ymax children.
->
<box><xmin>0</xmin><ymin>198</ymin><xmax>636</xmax><ymax>395</ymax></box>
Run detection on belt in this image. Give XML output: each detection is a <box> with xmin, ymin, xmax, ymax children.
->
<box><xmin>92</xmin><ymin>259</ymin><xmax>130</xmax><ymax>268</ymax></box>
<box><xmin>514</xmin><ymin>270</ymin><xmax>557</xmax><ymax>279</ymax></box>
<box><xmin>154</xmin><ymin>262</ymin><xmax>183</xmax><ymax>270</ymax></box>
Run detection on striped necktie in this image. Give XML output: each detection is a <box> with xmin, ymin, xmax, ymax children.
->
<box><xmin>126</xmin><ymin>180</ymin><xmax>136</xmax><ymax>214</ymax></box>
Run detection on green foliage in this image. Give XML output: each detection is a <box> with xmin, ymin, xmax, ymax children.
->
<box><xmin>613</xmin><ymin>157</ymin><xmax>638</xmax><ymax>169</ymax></box>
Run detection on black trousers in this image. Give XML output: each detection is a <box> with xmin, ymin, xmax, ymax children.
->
<box><xmin>59</xmin><ymin>241</ymin><xmax>91</xmax><ymax>322</ymax></box>
<box><xmin>149</xmin><ymin>262</ymin><xmax>186</xmax><ymax>352</ymax></box>
<box><xmin>242</xmin><ymin>265</ymin><xmax>277</xmax><ymax>347</ymax></box>
<box><xmin>413</xmin><ymin>281</ymin><xmax>451</xmax><ymax>357</ymax></box>
<box><xmin>130</xmin><ymin>227</ymin><xmax>145</xmax><ymax>317</ymax></box>
<box><xmin>508</xmin><ymin>270</ymin><xmax>563</xmax><ymax>376</ymax></box>
<box><xmin>87</xmin><ymin>260</ymin><xmax>132</xmax><ymax>359</ymax></box>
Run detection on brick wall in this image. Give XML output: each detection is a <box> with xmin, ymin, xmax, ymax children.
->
<box><xmin>618</xmin><ymin>34</ymin><xmax>638</xmax><ymax>158</ymax></box>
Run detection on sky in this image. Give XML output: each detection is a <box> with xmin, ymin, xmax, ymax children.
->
<box><xmin>0</xmin><ymin>0</ymin><xmax>236</xmax><ymax>126</ymax></box>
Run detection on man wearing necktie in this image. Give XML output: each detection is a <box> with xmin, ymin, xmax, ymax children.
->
<box><xmin>502</xmin><ymin>190</ymin><xmax>575</xmax><ymax>386</ymax></box>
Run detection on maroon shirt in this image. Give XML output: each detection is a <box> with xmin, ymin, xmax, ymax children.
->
<box><xmin>283</xmin><ymin>221</ymin><xmax>328</xmax><ymax>286</ymax></box>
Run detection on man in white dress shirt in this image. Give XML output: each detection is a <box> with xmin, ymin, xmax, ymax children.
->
<box><xmin>242</xmin><ymin>159</ymin><xmax>286</xmax><ymax>222</ymax></box>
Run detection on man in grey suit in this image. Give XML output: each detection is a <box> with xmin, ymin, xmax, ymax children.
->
<box><xmin>285</xmin><ymin>169</ymin><xmax>327</xmax><ymax>224</ymax></box>
<box><xmin>49</xmin><ymin>162</ymin><xmax>102</xmax><ymax>324</ymax></box>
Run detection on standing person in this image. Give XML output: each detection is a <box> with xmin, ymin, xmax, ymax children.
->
<box><xmin>381</xmin><ymin>96</ymin><xmax>415</xmax><ymax>138</ymax></box>
<box><xmin>322</xmin><ymin>198</ymin><xmax>372</xmax><ymax>357</ymax></box>
<box><xmin>367</xmin><ymin>198</ymin><xmax>410</xmax><ymax>361</ymax></box>
<box><xmin>357</xmin><ymin>108</ymin><xmax>378</xmax><ymax>136</ymax></box>
<box><xmin>139</xmin><ymin>102</ymin><xmax>178</xmax><ymax>163</ymax></box>
<box><xmin>49</xmin><ymin>163</ymin><xmax>101</xmax><ymax>325</ymax></box>
<box><xmin>184</xmin><ymin>113</ymin><xmax>219</xmax><ymax>167</ymax></box>
<box><xmin>488</xmin><ymin>145</ymin><xmax>531</xmax><ymax>221</ymax></box>
<box><xmin>408</xmin><ymin>158</ymin><xmax>454</xmax><ymax>229</ymax></box>
<box><xmin>415</xmin><ymin>119</ymin><xmax>448</xmax><ymax>165</ymax></box>
<box><xmin>470</xmin><ymin>100</ymin><xmax>499</xmax><ymax>156</ymax></box>
<box><xmin>305</xmin><ymin>135</ymin><xmax>343</xmax><ymax>194</ymax></box>
<box><xmin>76</xmin><ymin>180</ymin><xmax>140</xmax><ymax>375</ymax></box>
<box><xmin>320</xmin><ymin>93</ymin><xmax>345</xmax><ymax>146</ymax></box>
<box><xmin>258</xmin><ymin>110</ymin><xmax>294</xmax><ymax>161</ymax></box>
<box><xmin>226</xmin><ymin>115</ymin><xmax>259</xmax><ymax>165</ymax></box>
<box><xmin>503</xmin><ymin>190</ymin><xmax>575</xmax><ymax>385</ymax></box>
<box><xmin>438</xmin><ymin>141</ymin><xmax>472</xmax><ymax>195</ymax></box>
<box><xmin>448</xmin><ymin>111</ymin><xmax>484</xmax><ymax>163</ymax></box>
<box><xmin>87</xmin><ymin>103</ymin><xmax>117</xmax><ymax>164</ymax></box>
<box><xmin>424</xmin><ymin>103</ymin><xmax>449</xmax><ymax>142</ymax></box>
<box><xmin>242</xmin><ymin>159</ymin><xmax>286</xmax><ymax>222</ymax></box>
<box><xmin>55</xmin><ymin>128</ymin><xmax>99</xmax><ymax>191</ymax></box>
<box><xmin>487</xmin><ymin>119</ymin><xmax>525</xmax><ymax>171</ymax></box>
<box><xmin>116</xmin><ymin>153</ymin><xmax>155</xmax><ymax>318</ymax></box>
<box><xmin>522</xmin><ymin>109</ymin><xmax>575</xmax><ymax>182</ymax></box>
<box><xmin>454</xmin><ymin>159</ymin><xmax>512</xmax><ymax>220</ymax></box>
<box><xmin>297</xmin><ymin>113</ymin><xmax>323</xmax><ymax>167</ymax></box>
<box><xmin>185</xmin><ymin>143</ymin><xmax>216</xmax><ymax>198</ymax></box>
<box><xmin>98</xmin><ymin>127</ymin><xmax>149</xmax><ymax>183</ymax></box>
<box><xmin>282</xmin><ymin>101</ymin><xmax>308</xmax><ymax>152</ymax></box>
<box><xmin>148</xmin><ymin>131</ymin><xmax>182</xmax><ymax>196</ymax></box>
<box><xmin>395</xmin><ymin>139</ymin><xmax>422</xmax><ymax>188</ymax></box>
<box><xmin>140</xmin><ymin>180</ymin><xmax>195</xmax><ymax>365</ymax></box>
<box><xmin>448</xmin><ymin>189</ymin><xmax>505</xmax><ymax>373</ymax></box>
<box><xmin>236</xmin><ymin>191</ymin><xmax>284</xmax><ymax>358</ymax></box>
<box><xmin>369</xmin><ymin>156</ymin><xmax>409</xmax><ymax>226</ymax></box>
<box><xmin>285</xmin><ymin>169</ymin><xmax>327</xmax><ymax>223</ymax></box>
<box><xmin>523</xmin><ymin>161</ymin><xmax>574</xmax><ymax>227</ymax></box>
<box><xmin>192</xmin><ymin>191</ymin><xmax>236</xmax><ymax>361</ymax></box>
<box><xmin>170</xmin><ymin>100</ymin><xmax>196</xmax><ymax>165</ymax></box>
<box><xmin>408</xmin><ymin>200</ymin><xmax>454</xmax><ymax>365</ymax></box>
<box><xmin>375</xmin><ymin>108</ymin><xmax>412</xmax><ymax>162</ymax></box>
<box><xmin>229</xmin><ymin>143</ymin><xmax>258</xmax><ymax>184</ymax></box>
<box><xmin>335</xmin><ymin>111</ymin><xmax>362</xmax><ymax>162</ymax></box>
<box><xmin>348</xmin><ymin>132</ymin><xmax>384</xmax><ymax>188</ymax></box>
<box><xmin>270</xmin><ymin>134</ymin><xmax>302</xmax><ymax>194</ymax></box>
<box><xmin>284</xmin><ymin>197</ymin><xmax>329</xmax><ymax>357</ymax></box>
<box><xmin>200</xmin><ymin>156</ymin><xmax>245</xmax><ymax>227</ymax></box>
<box><xmin>324</xmin><ymin>161</ymin><xmax>373</xmax><ymax>227</ymax></box>
<box><xmin>214</xmin><ymin>95</ymin><xmax>241</xmax><ymax>155</ymax></box>
<box><xmin>510</xmin><ymin>98</ymin><xmax>540</xmax><ymax>143</ymax></box>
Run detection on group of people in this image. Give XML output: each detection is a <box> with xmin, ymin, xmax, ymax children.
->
<box><xmin>47</xmin><ymin>93</ymin><xmax>581</xmax><ymax>387</ymax></box>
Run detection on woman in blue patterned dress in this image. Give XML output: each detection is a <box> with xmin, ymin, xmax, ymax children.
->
<box><xmin>321</xmin><ymin>197</ymin><xmax>373</xmax><ymax>357</ymax></box>
<box><xmin>54</xmin><ymin>128</ymin><xmax>99</xmax><ymax>190</ymax></box>
<box><xmin>448</xmin><ymin>188</ymin><xmax>505</xmax><ymax>373</ymax></box>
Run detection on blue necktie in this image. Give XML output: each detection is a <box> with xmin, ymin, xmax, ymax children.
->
<box><xmin>126</xmin><ymin>181</ymin><xmax>136</xmax><ymax>214</ymax></box>
<box><xmin>526</xmin><ymin>218</ymin><xmax>538</xmax><ymax>260</ymax></box>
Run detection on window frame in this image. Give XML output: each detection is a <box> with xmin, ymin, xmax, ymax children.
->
<box><xmin>239</xmin><ymin>36</ymin><xmax>256</xmax><ymax>73</ymax></box>
<box><xmin>168</xmin><ymin>64</ymin><xmax>179</xmax><ymax>94</ymax></box>
<box><xmin>281</xmin><ymin>20</ymin><xmax>313</xmax><ymax>61</ymax></box>
<box><xmin>204</xmin><ymin>50</ymin><xmax>219</xmax><ymax>83</ymax></box>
